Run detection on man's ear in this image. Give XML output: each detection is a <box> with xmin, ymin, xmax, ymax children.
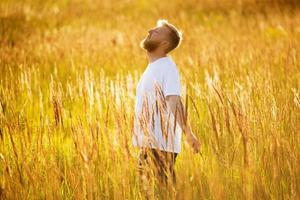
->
<box><xmin>162</xmin><ymin>40</ymin><xmax>170</xmax><ymax>51</ymax></box>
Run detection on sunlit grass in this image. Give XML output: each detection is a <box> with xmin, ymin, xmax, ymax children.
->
<box><xmin>0</xmin><ymin>0</ymin><xmax>299</xmax><ymax>199</ymax></box>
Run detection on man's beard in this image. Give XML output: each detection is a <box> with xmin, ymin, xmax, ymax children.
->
<box><xmin>140</xmin><ymin>38</ymin><xmax>160</xmax><ymax>52</ymax></box>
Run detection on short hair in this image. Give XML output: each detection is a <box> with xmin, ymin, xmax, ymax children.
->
<box><xmin>157</xmin><ymin>19</ymin><xmax>183</xmax><ymax>53</ymax></box>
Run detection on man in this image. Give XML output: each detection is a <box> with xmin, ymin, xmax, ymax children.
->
<box><xmin>132</xmin><ymin>19</ymin><xmax>201</xmax><ymax>186</ymax></box>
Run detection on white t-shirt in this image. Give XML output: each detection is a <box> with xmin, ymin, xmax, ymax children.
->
<box><xmin>132</xmin><ymin>56</ymin><xmax>182</xmax><ymax>153</ymax></box>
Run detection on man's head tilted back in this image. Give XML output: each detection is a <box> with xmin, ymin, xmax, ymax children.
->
<box><xmin>140</xmin><ymin>19</ymin><xmax>183</xmax><ymax>53</ymax></box>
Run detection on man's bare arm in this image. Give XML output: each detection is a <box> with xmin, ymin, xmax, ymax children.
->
<box><xmin>165</xmin><ymin>95</ymin><xmax>201</xmax><ymax>153</ymax></box>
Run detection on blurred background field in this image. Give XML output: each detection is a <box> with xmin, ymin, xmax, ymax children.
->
<box><xmin>0</xmin><ymin>0</ymin><xmax>300</xmax><ymax>199</ymax></box>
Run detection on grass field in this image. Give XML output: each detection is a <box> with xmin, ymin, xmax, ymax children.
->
<box><xmin>0</xmin><ymin>0</ymin><xmax>300</xmax><ymax>199</ymax></box>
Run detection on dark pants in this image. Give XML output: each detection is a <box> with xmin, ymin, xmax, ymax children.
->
<box><xmin>138</xmin><ymin>148</ymin><xmax>178</xmax><ymax>185</ymax></box>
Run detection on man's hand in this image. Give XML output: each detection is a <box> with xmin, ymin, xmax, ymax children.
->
<box><xmin>166</xmin><ymin>95</ymin><xmax>201</xmax><ymax>153</ymax></box>
<box><xmin>185</xmin><ymin>128</ymin><xmax>201</xmax><ymax>153</ymax></box>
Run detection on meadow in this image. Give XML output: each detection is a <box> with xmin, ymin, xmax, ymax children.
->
<box><xmin>0</xmin><ymin>0</ymin><xmax>299</xmax><ymax>199</ymax></box>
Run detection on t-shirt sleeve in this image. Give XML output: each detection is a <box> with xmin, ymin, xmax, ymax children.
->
<box><xmin>163</xmin><ymin>66</ymin><xmax>181</xmax><ymax>97</ymax></box>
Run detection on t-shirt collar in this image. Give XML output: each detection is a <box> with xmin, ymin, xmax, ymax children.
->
<box><xmin>148</xmin><ymin>56</ymin><xmax>170</xmax><ymax>66</ymax></box>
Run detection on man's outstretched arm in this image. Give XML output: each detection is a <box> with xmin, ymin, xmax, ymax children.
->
<box><xmin>165</xmin><ymin>95</ymin><xmax>201</xmax><ymax>153</ymax></box>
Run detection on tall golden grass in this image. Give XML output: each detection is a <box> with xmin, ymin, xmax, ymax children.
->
<box><xmin>0</xmin><ymin>0</ymin><xmax>299</xmax><ymax>199</ymax></box>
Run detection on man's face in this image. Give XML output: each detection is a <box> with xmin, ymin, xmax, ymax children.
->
<box><xmin>140</xmin><ymin>26</ymin><xmax>170</xmax><ymax>52</ymax></box>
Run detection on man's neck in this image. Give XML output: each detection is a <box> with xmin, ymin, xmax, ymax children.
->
<box><xmin>147</xmin><ymin>50</ymin><xmax>167</xmax><ymax>64</ymax></box>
